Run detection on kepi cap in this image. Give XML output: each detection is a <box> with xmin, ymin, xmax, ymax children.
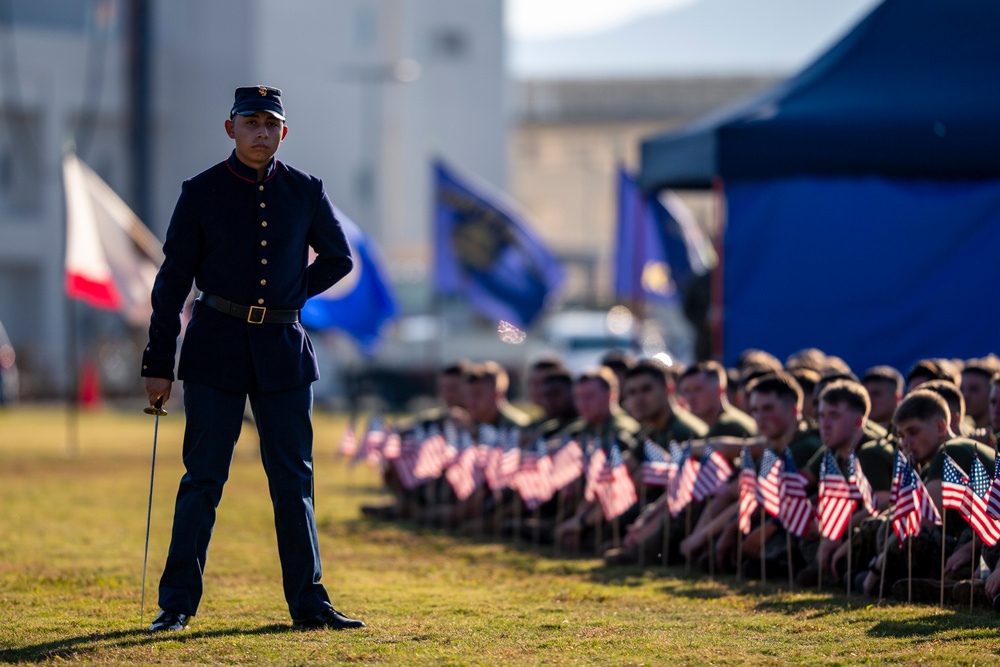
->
<box><xmin>231</xmin><ymin>85</ymin><xmax>285</xmax><ymax>121</ymax></box>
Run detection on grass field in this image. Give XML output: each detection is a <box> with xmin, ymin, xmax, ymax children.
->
<box><xmin>1</xmin><ymin>406</ymin><xmax>998</xmax><ymax>666</ymax></box>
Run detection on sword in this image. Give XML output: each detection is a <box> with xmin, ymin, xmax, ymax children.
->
<box><xmin>140</xmin><ymin>397</ymin><xmax>167</xmax><ymax>627</ymax></box>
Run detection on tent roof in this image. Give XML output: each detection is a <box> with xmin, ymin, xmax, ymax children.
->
<box><xmin>640</xmin><ymin>0</ymin><xmax>1000</xmax><ymax>191</ymax></box>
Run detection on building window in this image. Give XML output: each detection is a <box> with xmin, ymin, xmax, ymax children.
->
<box><xmin>429</xmin><ymin>27</ymin><xmax>468</xmax><ymax>60</ymax></box>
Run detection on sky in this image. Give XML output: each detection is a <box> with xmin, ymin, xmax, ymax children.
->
<box><xmin>505</xmin><ymin>0</ymin><xmax>695</xmax><ymax>40</ymax></box>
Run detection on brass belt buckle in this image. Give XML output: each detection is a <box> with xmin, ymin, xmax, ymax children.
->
<box><xmin>247</xmin><ymin>305</ymin><xmax>266</xmax><ymax>324</ymax></box>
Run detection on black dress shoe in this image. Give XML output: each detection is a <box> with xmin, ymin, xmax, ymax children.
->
<box><xmin>293</xmin><ymin>608</ymin><xmax>366</xmax><ymax>630</ymax></box>
<box><xmin>149</xmin><ymin>609</ymin><xmax>191</xmax><ymax>632</ymax></box>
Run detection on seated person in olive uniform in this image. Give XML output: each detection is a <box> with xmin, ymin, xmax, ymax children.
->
<box><xmin>366</xmin><ymin>360</ymin><xmax>472</xmax><ymax>520</ymax></box>
<box><xmin>920</xmin><ymin>378</ymin><xmax>975</xmax><ymax>439</ymax></box>
<box><xmin>960</xmin><ymin>356</ymin><xmax>1000</xmax><ymax>441</ymax></box>
<box><xmin>678</xmin><ymin>361</ymin><xmax>758</xmax><ymax>439</ymax></box>
<box><xmin>602</xmin><ymin>359</ymin><xmax>711</xmax><ymax>565</ymax></box>
<box><xmin>522</xmin><ymin>367</ymin><xmax>578</xmax><ymax>443</ymax></box>
<box><xmin>416</xmin><ymin>361</ymin><xmax>530</xmax><ymax>526</ymax></box>
<box><xmin>709</xmin><ymin>371</ymin><xmax>822</xmax><ymax>578</ymax></box>
<box><xmin>523</xmin><ymin>354</ymin><xmax>566</xmax><ymax>416</ymax></box>
<box><xmin>906</xmin><ymin>357</ymin><xmax>961</xmax><ymax>391</ymax></box>
<box><xmin>552</xmin><ymin>366</ymin><xmax>642</xmax><ymax>553</ymax></box>
<box><xmin>799</xmin><ymin>380</ymin><xmax>895</xmax><ymax>587</ymax></box>
<box><xmin>860</xmin><ymin>390</ymin><xmax>996</xmax><ymax>600</ymax></box>
<box><xmin>861</xmin><ymin>365</ymin><xmax>905</xmax><ymax>433</ymax></box>
<box><xmin>813</xmin><ymin>371</ymin><xmax>889</xmax><ymax>444</ymax></box>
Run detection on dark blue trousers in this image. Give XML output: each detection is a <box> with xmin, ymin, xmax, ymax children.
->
<box><xmin>157</xmin><ymin>382</ymin><xmax>333</xmax><ymax>620</ymax></box>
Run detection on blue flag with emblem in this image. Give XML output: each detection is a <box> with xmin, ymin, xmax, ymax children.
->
<box><xmin>300</xmin><ymin>206</ymin><xmax>397</xmax><ymax>354</ymax></box>
<box><xmin>614</xmin><ymin>167</ymin><xmax>715</xmax><ymax>303</ymax></box>
<box><xmin>433</xmin><ymin>159</ymin><xmax>564</xmax><ymax>327</ymax></box>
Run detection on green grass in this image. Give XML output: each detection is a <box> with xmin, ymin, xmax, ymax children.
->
<box><xmin>1</xmin><ymin>406</ymin><xmax>998</xmax><ymax>666</ymax></box>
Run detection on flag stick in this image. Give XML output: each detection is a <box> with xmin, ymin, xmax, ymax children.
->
<box><xmin>513</xmin><ymin>492</ymin><xmax>522</xmax><ymax>548</ymax></box>
<box><xmin>663</xmin><ymin>506</ymin><xmax>671</xmax><ymax>569</ymax></box>
<box><xmin>638</xmin><ymin>481</ymin><xmax>646</xmax><ymax>567</ymax></box>
<box><xmin>595</xmin><ymin>507</ymin><xmax>603</xmax><ymax>556</ymax></box>
<box><xmin>685</xmin><ymin>505</ymin><xmax>693</xmax><ymax>575</ymax></box>
<box><xmin>494</xmin><ymin>489</ymin><xmax>503</xmax><ymax>540</ymax></box>
<box><xmin>736</xmin><ymin>524</ymin><xmax>743</xmax><ymax>584</ymax></box>
<box><xmin>940</xmin><ymin>507</ymin><xmax>947</xmax><ymax>607</ymax></box>
<box><xmin>706</xmin><ymin>521</ymin><xmax>715</xmax><ymax>581</ymax></box>
<box><xmin>554</xmin><ymin>488</ymin><xmax>564</xmax><ymax>557</ymax></box>
<box><xmin>612</xmin><ymin>516</ymin><xmax>621</xmax><ymax>550</ymax></box>
<box><xmin>533</xmin><ymin>506</ymin><xmax>541</xmax><ymax>549</ymax></box>
<box><xmin>878</xmin><ymin>518</ymin><xmax>891</xmax><ymax>604</ymax></box>
<box><xmin>760</xmin><ymin>506</ymin><xmax>767</xmax><ymax>585</ymax></box>
<box><xmin>818</xmin><ymin>543</ymin><xmax>823</xmax><ymax>592</ymax></box>
<box><xmin>970</xmin><ymin>533</ymin><xmax>977</xmax><ymax>614</ymax></box>
<box><xmin>907</xmin><ymin>533</ymin><xmax>913</xmax><ymax>604</ymax></box>
<box><xmin>786</xmin><ymin>529</ymin><xmax>794</xmax><ymax>589</ymax></box>
<box><xmin>847</xmin><ymin>529</ymin><xmax>853</xmax><ymax>598</ymax></box>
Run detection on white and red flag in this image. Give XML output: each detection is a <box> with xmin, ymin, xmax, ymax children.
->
<box><xmin>63</xmin><ymin>152</ymin><xmax>162</xmax><ymax>325</ymax></box>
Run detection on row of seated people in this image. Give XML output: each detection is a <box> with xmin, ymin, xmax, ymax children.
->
<box><xmin>355</xmin><ymin>348</ymin><xmax>1000</xmax><ymax>608</ymax></box>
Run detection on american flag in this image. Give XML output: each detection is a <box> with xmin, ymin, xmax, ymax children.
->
<box><xmin>639</xmin><ymin>440</ymin><xmax>671</xmax><ymax>487</ymax></box>
<box><xmin>391</xmin><ymin>426</ymin><xmax>422</xmax><ymax>490</ymax></box>
<box><xmin>549</xmin><ymin>438</ymin><xmax>584</xmax><ymax>492</ymax></box>
<box><xmin>847</xmin><ymin>452</ymin><xmax>877</xmax><ymax>517</ymax></box>
<box><xmin>338</xmin><ymin>421</ymin><xmax>358</xmax><ymax>459</ymax></box>
<box><xmin>889</xmin><ymin>451</ymin><xmax>939</xmax><ymax>548</ymax></box>
<box><xmin>756</xmin><ymin>448</ymin><xmax>782</xmax><ymax>518</ymax></box>
<box><xmin>668</xmin><ymin>441</ymin><xmax>700</xmax><ymax>518</ymax></box>
<box><xmin>445</xmin><ymin>429</ymin><xmax>481</xmax><ymax>501</ymax></box>
<box><xmin>692</xmin><ymin>445</ymin><xmax>733</xmax><ymax>502</ymax></box>
<box><xmin>594</xmin><ymin>441</ymin><xmax>638</xmax><ymax>521</ymax></box>
<box><xmin>354</xmin><ymin>414</ymin><xmax>386</xmax><ymax>467</ymax></box>
<box><xmin>941</xmin><ymin>454</ymin><xmax>970</xmax><ymax>511</ymax></box>
<box><xmin>986</xmin><ymin>459</ymin><xmax>1000</xmax><ymax>521</ymax></box>
<box><xmin>818</xmin><ymin>449</ymin><xmax>854</xmax><ymax>540</ymax></box>
<box><xmin>513</xmin><ymin>437</ymin><xmax>554</xmax><ymax>510</ymax></box>
<box><xmin>412</xmin><ymin>423</ymin><xmax>456</xmax><ymax>481</ymax></box>
<box><xmin>738</xmin><ymin>447</ymin><xmax>758</xmax><ymax>535</ymax></box>
<box><xmin>778</xmin><ymin>449</ymin><xmax>816</xmax><ymax>537</ymax></box>
<box><xmin>484</xmin><ymin>427</ymin><xmax>521</xmax><ymax>491</ymax></box>
<box><xmin>960</xmin><ymin>457</ymin><xmax>1000</xmax><ymax>547</ymax></box>
<box><xmin>584</xmin><ymin>441</ymin><xmax>606</xmax><ymax>504</ymax></box>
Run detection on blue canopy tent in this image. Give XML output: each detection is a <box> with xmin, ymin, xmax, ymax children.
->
<box><xmin>640</xmin><ymin>0</ymin><xmax>1000</xmax><ymax>374</ymax></box>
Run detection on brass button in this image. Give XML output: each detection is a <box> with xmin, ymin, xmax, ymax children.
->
<box><xmin>261</xmin><ymin>258</ymin><xmax>267</xmax><ymax>265</ymax></box>
<box><xmin>261</xmin><ymin>240</ymin><xmax>267</xmax><ymax>247</ymax></box>
<box><xmin>258</xmin><ymin>298</ymin><xmax>264</xmax><ymax>305</ymax></box>
<box><xmin>260</xmin><ymin>279</ymin><xmax>267</xmax><ymax>286</ymax></box>
<box><xmin>261</xmin><ymin>221</ymin><xmax>267</xmax><ymax>227</ymax></box>
<box><xmin>258</xmin><ymin>185</ymin><xmax>264</xmax><ymax>191</ymax></box>
<box><xmin>142</xmin><ymin>365</ymin><xmax>148</xmax><ymax>370</ymax></box>
<box><xmin>259</xmin><ymin>202</ymin><xmax>266</xmax><ymax>208</ymax></box>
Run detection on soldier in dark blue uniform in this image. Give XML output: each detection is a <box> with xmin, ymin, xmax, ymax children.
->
<box><xmin>141</xmin><ymin>85</ymin><xmax>364</xmax><ymax>632</ymax></box>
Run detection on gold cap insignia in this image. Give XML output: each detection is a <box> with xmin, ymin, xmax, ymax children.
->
<box><xmin>258</xmin><ymin>86</ymin><xmax>267</xmax><ymax>97</ymax></box>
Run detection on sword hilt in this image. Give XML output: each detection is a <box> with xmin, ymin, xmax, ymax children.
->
<box><xmin>143</xmin><ymin>396</ymin><xmax>167</xmax><ymax>417</ymax></box>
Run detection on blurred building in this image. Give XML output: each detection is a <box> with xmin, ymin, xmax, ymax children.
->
<box><xmin>0</xmin><ymin>0</ymin><xmax>505</xmax><ymax>397</ymax></box>
<box><xmin>509</xmin><ymin>76</ymin><xmax>780</xmax><ymax>305</ymax></box>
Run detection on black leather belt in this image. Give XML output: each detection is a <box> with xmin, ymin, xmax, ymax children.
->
<box><xmin>198</xmin><ymin>293</ymin><xmax>300</xmax><ymax>324</ymax></box>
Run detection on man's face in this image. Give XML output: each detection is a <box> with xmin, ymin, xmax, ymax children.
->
<box><xmin>817</xmin><ymin>400</ymin><xmax>862</xmax><ymax>452</ymax></box>
<box><xmin>961</xmin><ymin>371</ymin><xmax>991</xmax><ymax>423</ymax></box>
<box><xmin>990</xmin><ymin>384</ymin><xmax>1000</xmax><ymax>432</ymax></box>
<box><xmin>539</xmin><ymin>381</ymin><xmax>572</xmax><ymax>419</ymax></box>
<box><xmin>438</xmin><ymin>374</ymin><xmax>464</xmax><ymax>409</ymax></box>
<box><xmin>226</xmin><ymin>111</ymin><xmax>286</xmax><ymax>170</ymax></box>
<box><xmin>573</xmin><ymin>379</ymin><xmax>612</xmax><ymax>426</ymax></box>
<box><xmin>526</xmin><ymin>367</ymin><xmax>550</xmax><ymax>406</ymax></box>
<box><xmin>896</xmin><ymin>416</ymin><xmax>947</xmax><ymax>464</ymax></box>
<box><xmin>863</xmin><ymin>379</ymin><xmax>899</xmax><ymax>425</ymax></box>
<box><xmin>464</xmin><ymin>380</ymin><xmax>499</xmax><ymax>424</ymax></box>
<box><xmin>622</xmin><ymin>373</ymin><xmax>668</xmax><ymax>424</ymax></box>
<box><xmin>748</xmin><ymin>391</ymin><xmax>797</xmax><ymax>441</ymax></box>
<box><xmin>678</xmin><ymin>373</ymin><xmax>721</xmax><ymax>422</ymax></box>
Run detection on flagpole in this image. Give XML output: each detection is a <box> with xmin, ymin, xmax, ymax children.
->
<box><xmin>907</xmin><ymin>533</ymin><xmax>913</xmax><ymax>604</ymax></box>
<box><xmin>684</xmin><ymin>505</ymin><xmax>693</xmax><ymax>575</ymax></box>
<box><xmin>786</xmin><ymin>530</ymin><xmax>794</xmax><ymax>590</ymax></box>
<box><xmin>736</xmin><ymin>524</ymin><xmax>743</xmax><ymax>584</ymax></box>
<box><xmin>846</xmin><ymin>530</ymin><xmax>853</xmax><ymax>598</ymax></box>
<box><xmin>662</xmin><ymin>506</ymin><xmax>671</xmax><ymax>569</ymax></box>
<box><xmin>65</xmin><ymin>295</ymin><xmax>80</xmax><ymax>458</ymax></box>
